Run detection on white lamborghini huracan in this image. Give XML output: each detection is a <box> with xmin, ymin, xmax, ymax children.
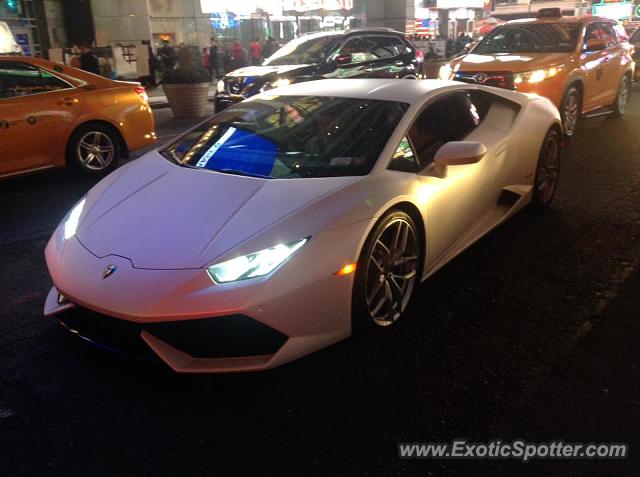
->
<box><xmin>44</xmin><ymin>79</ymin><xmax>562</xmax><ymax>373</ymax></box>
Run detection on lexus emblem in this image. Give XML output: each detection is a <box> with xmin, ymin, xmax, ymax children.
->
<box><xmin>474</xmin><ymin>73</ymin><xmax>488</xmax><ymax>84</ymax></box>
<box><xmin>102</xmin><ymin>264</ymin><xmax>117</xmax><ymax>279</ymax></box>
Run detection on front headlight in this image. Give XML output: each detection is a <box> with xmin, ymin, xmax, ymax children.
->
<box><xmin>207</xmin><ymin>238</ymin><xmax>308</xmax><ymax>284</ymax></box>
<box><xmin>63</xmin><ymin>198</ymin><xmax>86</xmax><ymax>240</ymax></box>
<box><xmin>513</xmin><ymin>66</ymin><xmax>561</xmax><ymax>85</ymax></box>
<box><xmin>217</xmin><ymin>79</ymin><xmax>225</xmax><ymax>93</ymax></box>
<box><xmin>259</xmin><ymin>78</ymin><xmax>291</xmax><ymax>93</ymax></box>
<box><xmin>438</xmin><ymin>63</ymin><xmax>452</xmax><ymax>80</ymax></box>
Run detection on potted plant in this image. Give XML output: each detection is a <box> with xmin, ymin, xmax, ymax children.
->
<box><xmin>161</xmin><ymin>66</ymin><xmax>210</xmax><ymax>118</ymax></box>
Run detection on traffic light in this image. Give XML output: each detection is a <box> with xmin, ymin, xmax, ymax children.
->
<box><xmin>5</xmin><ymin>0</ymin><xmax>19</xmax><ymax>13</ymax></box>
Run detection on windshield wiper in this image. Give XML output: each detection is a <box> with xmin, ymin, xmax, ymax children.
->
<box><xmin>217</xmin><ymin>168</ymin><xmax>274</xmax><ymax>179</ymax></box>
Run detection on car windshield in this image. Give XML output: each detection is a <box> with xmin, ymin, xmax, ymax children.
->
<box><xmin>473</xmin><ymin>23</ymin><xmax>580</xmax><ymax>54</ymax></box>
<box><xmin>264</xmin><ymin>34</ymin><xmax>340</xmax><ymax>66</ymax></box>
<box><xmin>162</xmin><ymin>95</ymin><xmax>408</xmax><ymax>179</ymax></box>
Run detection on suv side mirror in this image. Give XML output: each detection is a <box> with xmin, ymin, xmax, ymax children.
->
<box><xmin>585</xmin><ymin>38</ymin><xmax>607</xmax><ymax>52</ymax></box>
<box><xmin>434</xmin><ymin>141</ymin><xmax>487</xmax><ymax>166</ymax></box>
<box><xmin>335</xmin><ymin>53</ymin><xmax>352</xmax><ymax>66</ymax></box>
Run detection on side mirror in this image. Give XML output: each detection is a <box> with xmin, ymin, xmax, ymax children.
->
<box><xmin>335</xmin><ymin>53</ymin><xmax>352</xmax><ymax>66</ymax></box>
<box><xmin>434</xmin><ymin>141</ymin><xmax>487</xmax><ymax>166</ymax></box>
<box><xmin>585</xmin><ymin>38</ymin><xmax>607</xmax><ymax>52</ymax></box>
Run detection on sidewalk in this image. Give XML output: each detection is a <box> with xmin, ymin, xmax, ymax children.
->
<box><xmin>146</xmin><ymin>84</ymin><xmax>217</xmax><ymax>109</ymax></box>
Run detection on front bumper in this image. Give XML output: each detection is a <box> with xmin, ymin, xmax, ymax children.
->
<box><xmin>44</xmin><ymin>220</ymin><xmax>368</xmax><ymax>372</ymax></box>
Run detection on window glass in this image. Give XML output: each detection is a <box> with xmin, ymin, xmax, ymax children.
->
<box><xmin>336</xmin><ymin>35</ymin><xmax>403</xmax><ymax>64</ymax></box>
<box><xmin>389</xmin><ymin>136</ymin><xmax>418</xmax><ymax>172</ymax></box>
<box><xmin>584</xmin><ymin>23</ymin><xmax>616</xmax><ymax>48</ymax></box>
<box><xmin>40</xmin><ymin>70</ymin><xmax>73</xmax><ymax>92</ymax></box>
<box><xmin>0</xmin><ymin>62</ymin><xmax>72</xmax><ymax>99</ymax></box>
<box><xmin>0</xmin><ymin>61</ymin><xmax>42</xmax><ymax>99</ymax></box>
<box><xmin>163</xmin><ymin>95</ymin><xmax>408</xmax><ymax>179</ymax></box>
<box><xmin>473</xmin><ymin>23</ymin><xmax>580</xmax><ymax>54</ymax></box>
<box><xmin>264</xmin><ymin>33</ymin><xmax>340</xmax><ymax>65</ymax></box>
<box><xmin>407</xmin><ymin>92</ymin><xmax>481</xmax><ymax>166</ymax></box>
<box><xmin>630</xmin><ymin>29</ymin><xmax>640</xmax><ymax>43</ymax></box>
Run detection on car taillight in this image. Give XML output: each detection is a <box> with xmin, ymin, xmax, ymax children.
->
<box><xmin>135</xmin><ymin>85</ymin><xmax>148</xmax><ymax>103</ymax></box>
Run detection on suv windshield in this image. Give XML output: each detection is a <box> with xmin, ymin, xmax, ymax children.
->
<box><xmin>162</xmin><ymin>95</ymin><xmax>408</xmax><ymax>179</ymax></box>
<box><xmin>264</xmin><ymin>34</ymin><xmax>340</xmax><ymax>66</ymax></box>
<box><xmin>473</xmin><ymin>23</ymin><xmax>580</xmax><ymax>54</ymax></box>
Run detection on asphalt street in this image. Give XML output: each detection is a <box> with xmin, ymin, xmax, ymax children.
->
<box><xmin>1</xmin><ymin>95</ymin><xmax>640</xmax><ymax>476</ymax></box>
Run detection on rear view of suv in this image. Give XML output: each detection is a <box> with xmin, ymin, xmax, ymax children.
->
<box><xmin>439</xmin><ymin>9</ymin><xmax>634</xmax><ymax>136</ymax></box>
<box><xmin>215</xmin><ymin>28</ymin><xmax>419</xmax><ymax>111</ymax></box>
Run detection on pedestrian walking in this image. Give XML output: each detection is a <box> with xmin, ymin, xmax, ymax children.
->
<box><xmin>249</xmin><ymin>38</ymin><xmax>262</xmax><ymax>66</ymax></box>
<box><xmin>79</xmin><ymin>45</ymin><xmax>100</xmax><ymax>75</ymax></box>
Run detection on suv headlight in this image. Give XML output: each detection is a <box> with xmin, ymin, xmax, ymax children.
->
<box><xmin>206</xmin><ymin>238</ymin><xmax>308</xmax><ymax>284</ymax></box>
<box><xmin>513</xmin><ymin>66</ymin><xmax>562</xmax><ymax>85</ymax></box>
<box><xmin>217</xmin><ymin>79</ymin><xmax>225</xmax><ymax>93</ymax></box>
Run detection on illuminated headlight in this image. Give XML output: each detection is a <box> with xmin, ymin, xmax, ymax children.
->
<box><xmin>438</xmin><ymin>63</ymin><xmax>453</xmax><ymax>80</ymax></box>
<box><xmin>513</xmin><ymin>66</ymin><xmax>561</xmax><ymax>85</ymax></box>
<box><xmin>217</xmin><ymin>79</ymin><xmax>225</xmax><ymax>93</ymax></box>
<box><xmin>207</xmin><ymin>238</ymin><xmax>308</xmax><ymax>284</ymax></box>
<box><xmin>260</xmin><ymin>78</ymin><xmax>291</xmax><ymax>93</ymax></box>
<box><xmin>63</xmin><ymin>198</ymin><xmax>86</xmax><ymax>240</ymax></box>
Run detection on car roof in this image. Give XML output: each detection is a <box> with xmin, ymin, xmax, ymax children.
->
<box><xmin>506</xmin><ymin>15</ymin><xmax>617</xmax><ymax>26</ymax></box>
<box><xmin>262</xmin><ymin>78</ymin><xmax>466</xmax><ymax>103</ymax></box>
<box><xmin>298</xmin><ymin>28</ymin><xmax>406</xmax><ymax>40</ymax></box>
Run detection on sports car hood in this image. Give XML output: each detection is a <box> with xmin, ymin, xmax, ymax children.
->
<box><xmin>452</xmin><ymin>52</ymin><xmax>569</xmax><ymax>72</ymax></box>
<box><xmin>75</xmin><ymin>152</ymin><xmax>359</xmax><ymax>270</ymax></box>
<box><xmin>226</xmin><ymin>64</ymin><xmax>314</xmax><ymax>78</ymax></box>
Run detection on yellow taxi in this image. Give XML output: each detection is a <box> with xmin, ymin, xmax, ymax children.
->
<box><xmin>439</xmin><ymin>9</ymin><xmax>635</xmax><ymax>136</ymax></box>
<box><xmin>1</xmin><ymin>56</ymin><xmax>155</xmax><ymax>179</ymax></box>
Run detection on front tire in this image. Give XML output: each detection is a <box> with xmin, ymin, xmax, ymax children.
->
<box><xmin>560</xmin><ymin>86</ymin><xmax>581</xmax><ymax>138</ymax></box>
<box><xmin>352</xmin><ymin>211</ymin><xmax>421</xmax><ymax>332</ymax></box>
<box><xmin>67</xmin><ymin>123</ymin><xmax>121</xmax><ymax>176</ymax></box>
<box><xmin>531</xmin><ymin>127</ymin><xmax>561</xmax><ymax>210</ymax></box>
<box><xmin>611</xmin><ymin>75</ymin><xmax>631</xmax><ymax>118</ymax></box>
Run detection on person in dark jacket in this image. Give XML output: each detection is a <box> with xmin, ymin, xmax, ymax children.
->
<box><xmin>79</xmin><ymin>45</ymin><xmax>100</xmax><ymax>75</ymax></box>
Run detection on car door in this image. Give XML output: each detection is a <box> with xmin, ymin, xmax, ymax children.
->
<box><xmin>388</xmin><ymin>91</ymin><xmax>491</xmax><ymax>267</ymax></box>
<box><xmin>580</xmin><ymin>22</ymin><xmax>612</xmax><ymax>111</ymax></box>
<box><xmin>597</xmin><ymin>22</ymin><xmax>624</xmax><ymax>105</ymax></box>
<box><xmin>0</xmin><ymin>60</ymin><xmax>80</xmax><ymax>176</ymax></box>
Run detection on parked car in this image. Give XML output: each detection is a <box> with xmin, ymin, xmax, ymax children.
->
<box><xmin>0</xmin><ymin>56</ymin><xmax>155</xmax><ymax>179</ymax></box>
<box><xmin>45</xmin><ymin>78</ymin><xmax>562</xmax><ymax>373</ymax></box>
<box><xmin>215</xmin><ymin>28</ymin><xmax>419</xmax><ymax>111</ymax></box>
<box><xmin>439</xmin><ymin>9</ymin><xmax>634</xmax><ymax>136</ymax></box>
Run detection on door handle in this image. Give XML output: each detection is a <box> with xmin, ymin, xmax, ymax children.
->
<box><xmin>58</xmin><ymin>97</ymin><xmax>77</xmax><ymax>106</ymax></box>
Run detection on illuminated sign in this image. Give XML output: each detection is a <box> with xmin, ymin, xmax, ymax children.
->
<box><xmin>592</xmin><ymin>1</ymin><xmax>634</xmax><ymax>19</ymax></box>
<box><xmin>436</xmin><ymin>0</ymin><xmax>484</xmax><ymax>9</ymax></box>
<box><xmin>282</xmin><ymin>0</ymin><xmax>353</xmax><ymax>11</ymax></box>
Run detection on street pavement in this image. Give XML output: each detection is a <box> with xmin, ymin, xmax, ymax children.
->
<box><xmin>1</xmin><ymin>94</ymin><xmax>640</xmax><ymax>476</ymax></box>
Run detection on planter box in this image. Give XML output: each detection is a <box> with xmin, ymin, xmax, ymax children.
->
<box><xmin>162</xmin><ymin>82</ymin><xmax>210</xmax><ymax>118</ymax></box>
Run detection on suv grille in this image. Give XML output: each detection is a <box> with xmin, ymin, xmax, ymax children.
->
<box><xmin>454</xmin><ymin>71</ymin><xmax>514</xmax><ymax>90</ymax></box>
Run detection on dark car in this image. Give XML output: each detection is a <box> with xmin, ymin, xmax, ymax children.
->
<box><xmin>215</xmin><ymin>28</ymin><xmax>419</xmax><ymax>111</ymax></box>
<box><xmin>630</xmin><ymin>29</ymin><xmax>640</xmax><ymax>82</ymax></box>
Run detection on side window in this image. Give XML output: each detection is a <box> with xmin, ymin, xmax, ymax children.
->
<box><xmin>369</xmin><ymin>36</ymin><xmax>404</xmax><ymax>59</ymax></box>
<box><xmin>599</xmin><ymin>23</ymin><xmax>618</xmax><ymax>47</ymax></box>
<box><xmin>406</xmin><ymin>92</ymin><xmax>482</xmax><ymax>167</ymax></box>
<box><xmin>0</xmin><ymin>61</ymin><xmax>42</xmax><ymax>99</ymax></box>
<box><xmin>389</xmin><ymin>136</ymin><xmax>419</xmax><ymax>172</ymax></box>
<box><xmin>584</xmin><ymin>23</ymin><xmax>616</xmax><ymax>49</ymax></box>
<box><xmin>40</xmin><ymin>69</ymin><xmax>73</xmax><ymax>92</ymax></box>
<box><xmin>0</xmin><ymin>62</ymin><xmax>72</xmax><ymax>99</ymax></box>
<box><xmin>337</xmin><ymin>37</ymin><xmax>376</xmax><ymax>64</ymax></box>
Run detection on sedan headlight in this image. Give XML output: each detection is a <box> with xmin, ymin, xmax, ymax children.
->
<box><xmin>513</xmin><ymin>66</ymin><xmax>562</xmax><ymax>85</ymax></box>
<box><xmin>207</xmin><ymin>238</ymin><xmax>308</xmax><ymax>284</ymax></box>
<box><xmin>259</xmin><ymin>78</ymin><xmax>291</xmax><ymax>93</ymax></box>
<box><xmin>438</xmin><ymin>63</ymin><xmax>453</xmax><ymax>80</ymax></box>
<box><xmin>63</xmin><ymin>198</ymin><xmax>86</xmax><ymax>240</ymax></box>
<box><xmin>217</xmin><ymin>79</ymin><xmax>225</xmax><ymax>93</ymax></box>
